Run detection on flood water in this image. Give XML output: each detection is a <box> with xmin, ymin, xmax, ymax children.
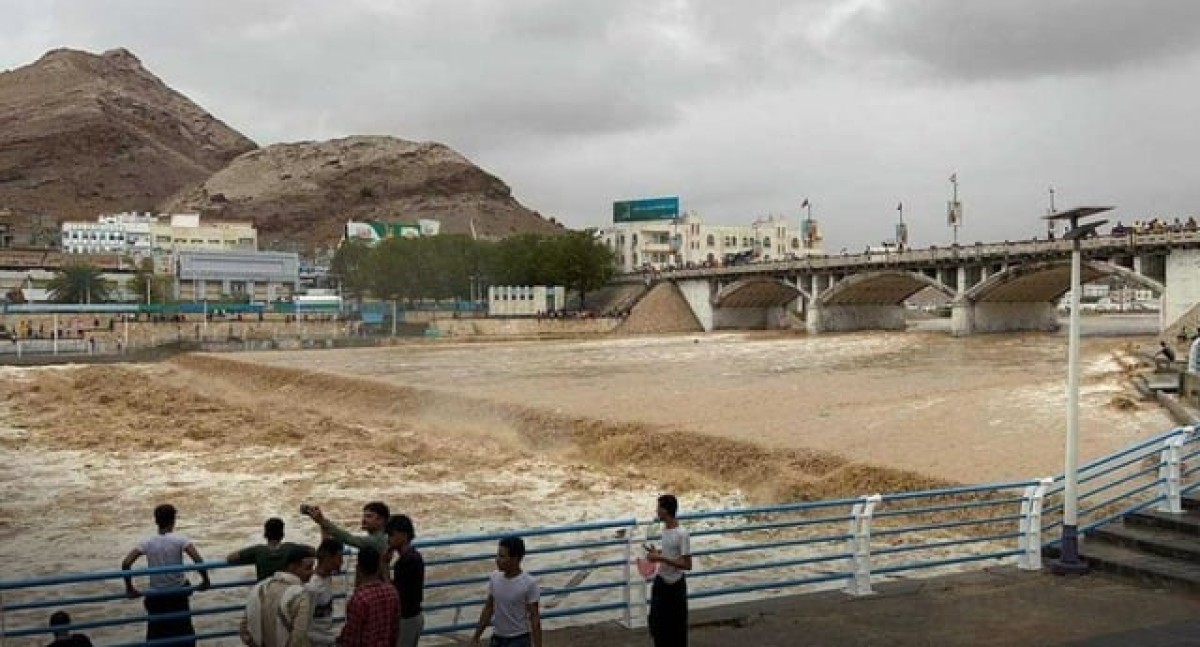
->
<box><xmin>0</xmin><ymin>314</ymin><xmax>1176</xmax><ymax>643</ymax></box>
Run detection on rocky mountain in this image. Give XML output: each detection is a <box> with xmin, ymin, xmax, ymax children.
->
<box><xmin>0</xmin><ymin>48</ymin><xmax>257</xmax><ymax>220</ymax></box>
<box><xmin>163</xmin><ymin>136</ymin><xmax>564</xmax><ymax>248</ymax></box>
<box><xmin>0</xmin><ymin>47</ymin><xmax>564</xmax><ymax>249</ymax></box>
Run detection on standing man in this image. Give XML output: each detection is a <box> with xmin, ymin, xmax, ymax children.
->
<box><xmin>304</xmin><ymin>502</ymin><xmax>390</xmax><ymax>560</ymax></box>
<box><xmin>338</xmin><ymin>546</ymin><xmax>399</xmax><ymax>647</ymax></box>
<box><xmin>227</xmin><ymin>517</ymin><xmax>308</xmax><ymax>581</ymax></box>
<box><xmin>121</xmin><ymin>504</ymin><xmax>211</xmax><ymax>647</ymax></box>
<box><xmin>646</xmin><ymin>494</ymin><xmax>692</xmax><ymax>647</ymax></box>
<box><xmin>385</xmin><ymin>515</ymin><xmax>425</xmax><ymax>647</ymax></box>
<box><xmin>306</xmin><ymin>539</ymin><xmax>345</xmax><ymax>647</ymax></box>
<box><xmin>243</xmin><ymin>545</ymin><xmax>317</xmax><ymax>647</ymax></box>
<box><xmin>470</xmin><ymin>536</ymin><xmax>542</xmax><ymax>647</ymax></box>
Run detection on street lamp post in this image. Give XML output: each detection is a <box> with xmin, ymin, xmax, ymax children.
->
<box><xmin>1045</xmin><ymin>206</ymin><xmax>1112</xmax><ymax>575</ymax></box>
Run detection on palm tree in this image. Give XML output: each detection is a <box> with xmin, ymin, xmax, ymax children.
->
<box><xmin>47</xmin><ymin>263</ymin><xmax>112</xmax><ymax>304</ymax></box>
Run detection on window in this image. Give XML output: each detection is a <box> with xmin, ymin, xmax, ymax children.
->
<box><xmin>706</xmin><ymin>234</ymin><xmax>715</xmax><ymax>247</ymax></box>
<box><xmin>632</xmin><ymin>234</ymin><xmax>639</xmax><ymax>246</ymax></box>
<box><xmin>762</xmin><ymin>237</ymin><xmax>771</xmax><ymax>248</ymax></box>
<box><xmin>791</xmin><ymin>237</ymin><xmax>800</xmax><ymax>249</ymax></box>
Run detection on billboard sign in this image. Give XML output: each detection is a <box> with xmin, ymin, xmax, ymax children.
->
<box><xmin>613</xmin><ymin>197</ymin><xmax>680</xmax><ymax>223</ymax></box>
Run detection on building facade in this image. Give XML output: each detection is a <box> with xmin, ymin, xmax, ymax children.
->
<box><xmin>174</xmin><ymin>250</ymin><xmax>299</xmax><ymax>302</ymax></box>
<box><xmin>598</xmin><ymin>212</ymin><xmax>822</xmax><ymax>273</ymax></box>
<box><xmin>61</xmin><ymin>212</ymin><xmax>157</xmax><ymax>255</ymax></box>
<box><xmin>488</xmin><ymin>285</ymin><xmax>566</xmax><ymax>316</ymax></box>
<box><xmin>151</xmin><ymin>214</ymin><xmax>257</xmax><ymax>254</ymax></box>
<box><xmin>61</xmin><ymin>212</ymin><xmax>257</xmax><ymax>257</ymax></box>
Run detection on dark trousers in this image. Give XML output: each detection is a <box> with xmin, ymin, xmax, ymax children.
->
<box><xmin>490</xmin><ymin>633</ymin><xmax>531</xmax><ymax>647</ymax></box>
<box><xmin>649</xmin><ymin>575</ymin><xmax>688</xmax><ymax>647</ymax></box>
<box><xmin>144</xmin><ymin>589</ymin><xmax>196</xmax><ymax>647</ymax></box>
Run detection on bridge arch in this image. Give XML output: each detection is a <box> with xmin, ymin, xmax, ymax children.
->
<box><xmin>713</xmin><ymin>278</ymin><xmax>807</xmax><ymax>308</ymax></box>
<box><xmin>965</xmin><ymin>259</ymin><xmax>1163</xmax><ymax>303</ymax></box>
<box><xmin>817</xmin><ymin>270</ymin><xmax>955</xmax><ymax>306</ymax></box>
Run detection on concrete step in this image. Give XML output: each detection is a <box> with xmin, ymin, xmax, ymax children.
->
<box><xmin>1082</xmin><ymin>540</ymin><xmax>1200</xmax><ymax>590</ymax></box>
<box><xmin>1089</xmin><ymin>522</ymin><xmax>1200</xmax><ymax>562</ymax></box>
<box><xmin>1123</xmin><ymin>508</ymin><xmax>1200</xmax><ymax>535</ymax></box>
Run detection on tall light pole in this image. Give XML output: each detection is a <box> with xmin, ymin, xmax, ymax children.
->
<box><xmin>1045</xmin><ymin>206</ymin><xmax>1112</xmax><ymax>575</ymax></box>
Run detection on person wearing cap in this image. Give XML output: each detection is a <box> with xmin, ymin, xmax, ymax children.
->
<box><xmin>385</xmin><ymin>515</ymin><xmax>425</xmax><ymax>647</ymax></box>
<box><xmin>46</xmin><ymin>611</ymin><xmax>92</xmax><ymax>647</ymax></box>
<box><xmin>228</xmin><ymin>517</ymin><xmax>310</xmax><ymax>581</ymax></box>
<box><xmin>243</xmin><ymin>545</ymin><xmax>317</xmax><ymax>647</ymax></box>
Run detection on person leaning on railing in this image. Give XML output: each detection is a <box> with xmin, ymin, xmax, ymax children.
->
<box><xmin>120</xmin><ymin>503</ymin><xmax>211</xmax><ymax>647</ymax></box>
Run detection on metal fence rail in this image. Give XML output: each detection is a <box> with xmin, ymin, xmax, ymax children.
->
<box><xmin>2</xmin><ymin>426</ymin><xmax>1198</xmax><ymax>646</ymax></box>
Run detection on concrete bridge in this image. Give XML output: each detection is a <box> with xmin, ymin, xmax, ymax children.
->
<box><xmin>615</xmin><ymin>231</ymin><xmax>1200</xmax><ymax>335</ymax></box>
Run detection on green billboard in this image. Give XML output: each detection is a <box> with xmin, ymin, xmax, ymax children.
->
<box><xmin>613</xmin><ymin>197</ymin><xmax>680</xmax><ymax>223</ymax></box>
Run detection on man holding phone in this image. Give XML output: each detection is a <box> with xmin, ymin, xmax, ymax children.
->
<box><xmin>645</xmin><ymin>494</ymin><xmax>692</xmax><ymax>647</ymax></box>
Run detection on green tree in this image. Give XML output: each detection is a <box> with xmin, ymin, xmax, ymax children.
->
<box><xmin>126</xmin><ymin>258</ymin><xmax>172</xmax><ymax>303</ymax></box>
<box><xmin>47</xmin><ymin>263</ymin><xmax>112</xmax><ymax>304</ymax></box>
<box><xmin>549</xmin><ymin>229</ymin><xmax>616</xmax><ymax>306</ymax></box>
<box><xmin>331</xmin><ymin>240</ymin><xmax>373</xmax><ymax>305</ymax></box>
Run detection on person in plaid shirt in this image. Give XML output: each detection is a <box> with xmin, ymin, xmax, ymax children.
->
<box><xmin>337</xmin><ymin>546</ymin><xmax>399</xmax><ymax>647</ymax></box>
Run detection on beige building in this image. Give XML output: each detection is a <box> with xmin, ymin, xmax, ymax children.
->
<box><xmin>151</xmin><ymin>214</ymin><xmax>257</xmax><ymax>255</ymax></box>
<box><xmin>599</xmin><ymin>212</ymin><xmax>823</xmax><ymax>273</ymax></box>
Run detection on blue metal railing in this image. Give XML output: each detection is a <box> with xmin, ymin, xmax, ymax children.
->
<box><xmin>3</xmin><ymin>425</ymin><xmax>1198</xmax><ymax>646</ymax></box>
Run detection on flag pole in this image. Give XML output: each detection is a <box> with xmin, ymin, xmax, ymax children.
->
<box><xmin>951</xmin><ymin>173</ymin><xmax>960</xmax><ymax>246</ymax></box>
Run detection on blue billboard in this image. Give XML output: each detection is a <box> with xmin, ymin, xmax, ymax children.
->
<box><xmin>613</xmin><ymin>196</ymin><xmax>680</xmax><ymax>223</ymax></box>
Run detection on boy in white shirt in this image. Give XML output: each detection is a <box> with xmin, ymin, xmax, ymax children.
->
<box><xmin>470</xmin><ymin>536</ymin><xmax>542</xmax><ymax>647</ymax></box>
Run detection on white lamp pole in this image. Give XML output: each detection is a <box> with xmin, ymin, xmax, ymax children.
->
<box><xmin>1048</xmin><ymin>206</ymin><xmax>1111</xmax><ymax>575</ymax></box>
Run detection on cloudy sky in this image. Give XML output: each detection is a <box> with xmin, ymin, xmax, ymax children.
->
<box><xmin>4</xmin><ymin>0</ymin><xmax>1200</xmax><ymax>250</ymax></box>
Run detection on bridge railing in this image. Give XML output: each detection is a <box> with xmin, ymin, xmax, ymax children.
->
<box><xmin>632</xmin><ymin>230</ymin><xmax>1200</xmax><ymax>281</ymax></box>
<box><xmin>4</xmin><ymin>426</ymin><xmax>1200</xmax><ymax>645</ymax></box>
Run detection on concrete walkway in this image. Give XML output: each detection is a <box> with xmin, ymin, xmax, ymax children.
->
<box><xmin>538</xmin><ymin>568</ymin><xmax>1200</xmax><ymax>646</ymax></box>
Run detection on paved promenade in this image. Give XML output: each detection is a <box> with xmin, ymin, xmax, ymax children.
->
<box><xmin>542</xmin><ymin>568</ymin><xmax>1200</xmax><ymax>646</ymax></box>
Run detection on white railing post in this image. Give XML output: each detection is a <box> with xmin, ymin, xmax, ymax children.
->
<box><xmin>844</xmin><ymin>494</ymin><xmax>881</xmax><ymax>596</ymax></box>
<box><xmin>1157</xmin><ymin>435</ymin><xmax>1187</xmax><ymax>514</ymax></box>
<box><xmin>620</xmin><ymin>524</ymin><xmax>638</xmax><ymax>629</ymax></box>
<box><xmin>1018</xmin><ymin>478</ymin><xmax>1053</xmax><ymax>570</ymax></box>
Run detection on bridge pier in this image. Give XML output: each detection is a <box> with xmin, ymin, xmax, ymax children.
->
<box><xmin>806</xmin><ymin>303</ymin><xmax>907</xmax><ymax>334</ymax></box>
<box><xmin>676</xmin><ymin>279</ymin><xmax>715</xmax><ymax>331</ymax></box>
<box><xmin>951</xmin><ymin>300</ymin><xmax>1059</xmax><ymax>336</ymax></box>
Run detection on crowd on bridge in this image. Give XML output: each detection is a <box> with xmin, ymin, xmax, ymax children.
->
<box><xmin>46</xmin><ymin>496</ymin><xmax>694</xmax><ymax>647</ymax></box>
<box><xmin>1108</xmin><ymin>217</ymin><xmax>1199</xmax><ymax>236</ymax></box>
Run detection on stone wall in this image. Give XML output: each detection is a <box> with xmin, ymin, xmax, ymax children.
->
<box><xmin>431</xmin><ymin>317</ymin><xmax>621</xmax><ymax>337</ymax></box>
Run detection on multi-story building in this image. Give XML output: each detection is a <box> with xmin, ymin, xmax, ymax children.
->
<box><xmin>61</xmin><ymin>212</ymin><xmax>258</xmax><ymax>258</ymax></box>
<box><xmin>598</xmin><ymin>211</ymin><xmax>823</xmax><ymax>273</ymax></box>
<box><xmin>150</xmin><ymin>214</ymin><xmax>257</xmax><ymax>255</ymax></box>
<box><xmin>61</xmin><ymin>212</ymin><xmax>157</xmax><ymax>255</ymax></box>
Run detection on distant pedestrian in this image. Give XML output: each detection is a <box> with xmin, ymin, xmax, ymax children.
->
<box><xmin>338</xmin><ymin>545</ymin><xmax>399</xmax><ymax>647</ymax></box>
<box><xmin>385</xmin><ymin>515</ymin><xmax>425</xmax><ymax>647</ymax></box>
<box><xmin>121</xmin><ymin>504</ymin><xmax>211</xmax><ymax>647</ymax></box>
<box><xmin>1156</xmin><ymin>340</ymin><xmax>1177</xmax><ymax>368</ymax></box>
<box><xmin>227</xmin><ymin>517</ymin><xmax>310</xmax><ymax>581</ymax></box>
<box><xmin>46</xmin><ymin>611</ymin><xmax>92</xmax><ymax>647</ymax></box>
<box><xmin>646</xmin><ymin>494</ymin><xmax>692</xmax><ymax>647</ymax></box>
<box><xmin>470</xmin><ymin>536</ymin><xmax>542</xmax><ymax>647</ymax></box>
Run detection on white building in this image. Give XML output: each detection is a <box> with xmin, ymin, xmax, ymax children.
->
<box><xmin>488</xmin><ymin>285</ymin><xmax>566</xmax><ymax>316</ymax></box>
<box><xmin>61</xmin><ymin>212</ymin><xmax>157</xmax><ymax>256</ymax></box>
<box><xmin>598</xmin><ymin>212</ymin><xmax>822</xmax><ymax>273</ymax></box>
